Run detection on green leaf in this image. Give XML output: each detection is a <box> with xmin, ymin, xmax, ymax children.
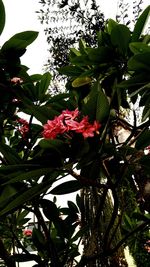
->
<box><xmin>132</xmin><ymin>6</ymin><xmax>150</xmax><ymax>42</ymax></box>
<box><xmin>22</xmin><ymin>104</ymin><xmax>58</xmax><ymax>124</ymax></box>
<box><xmin>118</xmin><ymin>73</ymin><xmax>149</xmax><ymax>89</ymax></box>
<box><xmin>135</xmin><ymin>130</ymin><xmax>150</xmax><ymax>150</ymax></box>
<box><xmin>30</xmin><ymin>74</ymin><xmax>42</xmax><ymax>82</ymax></box>
<box><xmin>3</xmin><ymin>168</ymin><xmax>52</xmax><ymax>185</ymax></box>
<box><xmin>0</xmin><ymin>182</ymin><xmax>51</xmax><ymax>217</ymax></box>
<box><xmin>122</xmin><ymin>214</ymin><xmax>134</xmax><ymax>231</ymax></box>
<box><xmin>87</xmin><ymin>47</ymin><xmax>112</xmax><ymax>63</ymax></box>
<box><xmin>0</xmin><ymin>143</ymin><xmax>21</xmax><ymax>164</ymax></box>
<box><xmin>107</xmin><ymin>19</ymin><xmax>118</xmax><ymax>34</ymax></box>
<box><xmin>0</xmin><ymin>0</ymin><xmax>5</xmax><ymax>35</ymax></box>
<box><xmin>32</xmin><ymin>228</ymin><xmax>46</xmax><ymax>251</ymax></box>
<box><xmin>68</xmin><ymin>201</ymin><xmax>79</xmax><ymax>214</ymax></box>
<box><xmin>96</xmin><ymin>83</ymin><xmax>110</xmax><ymax>122</ymax></box>
<box><xmin>72</xmin><ymin>76</ymin><xmax>91</xmax><ymax>87</ymax></box>
<box><xmin>17</xmin><ymin>210</ymin><xmax>30</xmax><ymax>225</ymax></box>
<box><xmin>38</xmin><ymin>72</ymin><xmax>51</xmax><ymax>96</ymax></box>
<box><xmin>111</xmin><ymin>24</ymin><xmax>131</xmax><ymax>54</ymax></box>
<box><xmin>129</xmin><ymin>42</ymin><xmax>150</xmax><ymax>54</ymax></box>
<box><xmin>47</xmin><ymin>93</ymin><xmax>69</xmax><ymax>103</ymax></box>
<box><xmin>70</xmin><ymin>55</ymin><xmax>90</xmax><ymax>66</ymax></box>
<box><xmin>50</xmin><ymin>180</ymin><xmax>82</xmax><ymax>195</ymax></box>
<box><xmin>82</xmin><ymin>81</ymin><xmax>98</xmax><ymax>120</ymax></box>
<box><xmin>129</xmin><ymin>82</ymin><xmax>150</xmax><ymax>98</ymax></box>
<box><xmin>39</xmin><ymin>139</ymin><xmax>66</xmax><ymax>155</ymax></box>
<box><xmin>1</xmin><ymin>31</ymin><xmax>39</xmax><ymax>51</ymax></box>
<box><xmin>70</xmin><ymin>47</ymin><xmax>81</xmax><ymax>57</ymax></box>
<box><xmin>59</xmin><ymin>65</ymin><xmax>83</xmax><ymax>77</ymax></box>
<box><xmin>82</xmin><ymin>81</ymin><xmax>109</xmax><ymax>122</ymax></box>
<box><xmin>0</xmin><ymin>185</ymin><xmax>17</xmax><ymax>203</ymax></box>
<box><xmin>79</xmin><ymin>39</ymin><xmax>87</xmax><ymax>54</ymax></box>
<box><xmin>0</xmin><ymin>164</ymin><xmax>41</xmax><ymax>174</ymax></box>
<box><xmin>128</xmin><ymin>52</ymin><xmax>150</xmax><ymax>72</ymax></box>
<box><xmin>40</xmin><ymin>199</ymin><xmax>60</xmax><ymax>221</ymax></box>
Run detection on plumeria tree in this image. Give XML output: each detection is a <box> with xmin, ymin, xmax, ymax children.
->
<box><xmin>0</xmin><ymin>0</ymin><xmax>150</xmax><ymax>266</ymax></box>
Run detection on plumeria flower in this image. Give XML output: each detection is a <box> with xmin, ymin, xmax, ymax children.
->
<box><xmin>76</xmin><ymin>117</ymin><xmax>100</xmax><ymax>138</ymax></box>
<box><xmin>11</xmin><ymin>77</ymin><xmax>23</xmax><ymax>84</ymax></box>
<box><xmin>61</xmin><ymin>108</ymin><xmax>79</xmax><ymax>120</ymax></box>
<box><xmin>23</xmin><ymin>229</ymin><xmax>32</xmax><ymax>237</ymax></box>
<box><xmin>43</xmin><ymin>116</ymin><xmax>67</xmax><ymax>139</ymax></box>
<box><xmin>42</xmin><ymin>109</ymin><xmax>101</xmax><ymax>139</ymax></box>
<box><xmin>17</xmin><ymin>118</ymin><xmax>29</xmax><ymax>138</ymax></box>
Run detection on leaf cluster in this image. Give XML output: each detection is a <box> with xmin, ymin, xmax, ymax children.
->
<box><xmin>0</xmin><ymin>1</ymin><xmax>150</xmax><ymax>266</ymax></box>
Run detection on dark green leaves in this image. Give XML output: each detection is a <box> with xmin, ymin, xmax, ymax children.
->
<box><xmin>0</xmin><ymin>182</ymin><xmax>51</xmax><ymax>217</ymax></box>
<box><xmin>0</xmin><ymin>142</ymin><xmax>21</xmax><ymax>164</ymax></box>
<box><xmin>59</xmin><ymin>65</ymin><xmax>83</xmax><ymax>77</ymax></box>
<box><xmin>128</xmin><ymin>52</ymin><xmax>150</xmax><ymax>72</ymax></box>
<box><xmin>82</xmin><ymin>81</ymin><xmax>110</xmax><ymax>122</ymax></box>
<box><xmin>0</xmin><ymin>0</ymin><xmax>5</xmax><ymax>35</ymax></box>
<box><xmin>129</xmin><ymin>42</ymin><xmax>150</xmax><ymax>54</ymax></box>
<box><xmin>96</xmin><ymin>84</ymin><xmax>110</xmax><ymax>122</ymax></box>
<box><xmin>1</xmin><ymin>31</ymin><xmax>38</xmax><ymax>53</ymax></box>
<box><xmin>37</xmin><ymin>72</ymin><xmax>51</xmax><ymax>98</ymax></box>
<box><xmin>32</xmin><ymin>228</ymin><xmax>46</xmax><ymax>252</ymax></box>
<box><xmin>110</xmin><ymin>24</ymin><xmax>131</xmax><ymax>54</ymax></box>
<box><xmin>40</xmin><ymin>199</ymin><xmax>60</xmax><ymax>221</ymax></box>
<box><xmin>39</xmin><ymin>139</ymin><xmax>67</xmax><ymax>155</ymax></box>
<box><xmin>86</xmin><ymin>46</ymin><xmax>112</xmax><ymax>64</ymax></box>
<box><xmin>50</xmin><ymin>180</ymin><xmax>82</xmax><ymax>195</ymax></box>
<box><xmin>132</xmin><ymin>5</ymin><xmax>150</xmax><ymax>42</ymax></box>
<box><xmin>107</xmin><ymin>19</ymin><xmax>118</xmax><ymax>34</ymax></box>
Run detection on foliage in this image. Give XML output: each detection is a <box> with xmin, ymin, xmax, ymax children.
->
<box><xmin>37</xmin><ymin>0</ymin><xmax>146</xmax><ymax>88</ymax></box>
<box><xmin>37</xmin><ymin>0</ymin><xmax>105</xmax><ymax>81</ymax></box>
<box><xmin>0</xmin><ymin>0</ymin><xmax>150</xmax><ymax>266</ymax></box>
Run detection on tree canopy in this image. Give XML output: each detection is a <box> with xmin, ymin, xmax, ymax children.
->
<box><xmin>0</xmin><ymin>0</ymin><xmax>150</xmax><ymax>266</ymax></box>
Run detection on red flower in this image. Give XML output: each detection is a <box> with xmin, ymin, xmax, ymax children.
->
<box><xmin>61</xmin><ymin>108</ymin><xmax>79</xmax><ymax>120</ymax></box>
<box><xmin>42</xmin><ymin>109</ymin><xmax>101</xmax><ymax>139</ymax></box>
<box><xmin>19</xmin><ymin>124</ymin><xmax>29</xmax><ymax>136</ymax></box>
<box><xmin>23</xmin><ymin>229</ymin><xmax>32</xmax><ymax>237</ymax></box>
<box><xmin>76</xmin><ymin>117</ymin><xmax>101</xmax><ymax>138</ymax></box>
<box><xmin>43</xmin><ymin>116</ymin><xmax>67</xmax><ymax>139</ymax></box>
<box><xmin>17</xmin><ymin>118</ymin><xmax>29</xmax><ymax>138</ymax></box>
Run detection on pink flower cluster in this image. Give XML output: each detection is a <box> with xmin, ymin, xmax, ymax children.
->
<box><xmin>11</xmin><ymin>77</ymin><xmax>23</xmax><ymax>84</ymax></box>
<box><xmin>23</xmin><ymin>229</ymin><xmax>32</xmax><ymax>237</ymax></box>
<box><xmin>17</xmin><ymin>118</ymin><xmax>29</xmax><ymax>138</ymax></box>
<box><xmin>42</xmin><ymin>109</ymin><xmax>101</xmax><ymax>139</ymax></box>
